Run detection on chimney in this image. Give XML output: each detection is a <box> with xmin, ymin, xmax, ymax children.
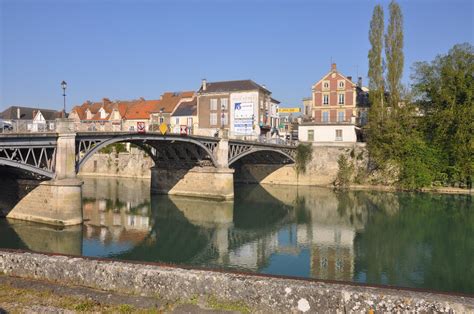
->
<box><xmin>331</xmin><ymin>63</ymin><xmax>337</xmax><ymax>71</ymax></box>
<box><xmin>347</xmin><ymin>76</ymin><xmax>352</xmax><ymax>82</ymax></box>
<box><xmin>358</xmin><ymin>77</ymin><xmax>363</xmax><ymax>88</ymax></box>
<box><xmin>17</xmin><ymin>107</ymin><xmax>20</xmax><ymax>119</ymax></box>
<box><xmin>202</xmin><ymin>78</ymin><xmax>207</xmax><ymax>91</ymax></box>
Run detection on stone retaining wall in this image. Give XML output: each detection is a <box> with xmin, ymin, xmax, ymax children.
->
<box><xmin>0</xmin><ymin>250</ymin><xmax>471</xmax><ymax>313</ymax></box>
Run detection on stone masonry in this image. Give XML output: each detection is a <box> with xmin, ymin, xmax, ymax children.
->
<box><xmin>0</xmin><ymin>250</ymin><xmax>472</xmax><ymax>313</ymax></box>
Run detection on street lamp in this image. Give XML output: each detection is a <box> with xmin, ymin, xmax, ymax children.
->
<box><xmin>61</xmin><ymin>80</ymin><xmax>67</xmax><ymax>114</ymax></box>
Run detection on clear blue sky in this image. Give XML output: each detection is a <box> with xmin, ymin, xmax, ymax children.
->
<box><xmin>0</xmin><ymin>0</ymin><xmax>472</xmax><ymax>111</ymax></box>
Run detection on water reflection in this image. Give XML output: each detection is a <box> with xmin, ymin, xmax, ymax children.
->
<box><xmin>0</xmin><ymin>176</ymin><xmax>472</xmax><ymax>294</ymax></box>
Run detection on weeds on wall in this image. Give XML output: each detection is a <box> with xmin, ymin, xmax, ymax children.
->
<box><xmin>295</xmin><ymin>144</ymin><xmax>313</xmax><ymax>180</ymax></box>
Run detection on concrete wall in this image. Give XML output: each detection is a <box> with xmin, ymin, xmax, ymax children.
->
<box><xmin>235</xmin><ymin>144</ymin><xmax>367</xmax><ymax>186</ymax></box>
<box><xmin>79</xmin><ymin>148</ymin><xmax>154</xmax><ymax>179</ymax></box>
<box><xmin>0</xmin><ymin>251</ymin><xmax>471</xmax><ymax>313</ymax></box>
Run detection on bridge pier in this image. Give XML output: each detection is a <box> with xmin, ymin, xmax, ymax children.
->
<box><xmin>7</xmin><ymin>119</ymin><xmax>84</xmax><ymax>226</ymax></box>
<box><xmin>151</xmin><ymin>166</ymin><xmax>234</xmax><ymax>200</ymax></box>
<box><xmin>151</xmin><ymin>138</ymin><xmax>234</xmax><ymax>200</ymax></box>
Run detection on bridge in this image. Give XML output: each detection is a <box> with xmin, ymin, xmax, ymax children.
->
<box><xmin>0</xmin><ymin>119</ymin><xmax>296</xmax><ymax>226</ymax></box>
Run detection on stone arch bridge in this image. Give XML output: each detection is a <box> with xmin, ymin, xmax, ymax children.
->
<box><xmin>0</xmin><ymin>120</ymin><xmax>296</xmax><ymax>226</ymax></box>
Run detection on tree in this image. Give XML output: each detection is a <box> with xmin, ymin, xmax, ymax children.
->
<box><xmin>366</xmin><ymin>4</ymin><xmax>386</xmax><ymax>165</ymax></box>
<box><xmin>412</xmin><ymin>43</ymin><xmax>474</xmax><ymax>187</ymax></box>
<box><xmin>368</xmin><ymin>4</ymin><xmax>385</xmax><ymax>108</ymax></box>
<box><xmin>385</xmin><ymin>0</ymin><xmax>404</xmax><ymax>108</ymax></box>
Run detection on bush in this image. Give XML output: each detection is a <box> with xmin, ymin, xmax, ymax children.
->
<box><xmin>335</xmin><ymin>154</ymin><xmax>354</xmax><ymax>188</ymax></box>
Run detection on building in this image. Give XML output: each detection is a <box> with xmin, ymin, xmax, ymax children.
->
<box><xmin>301</xmin><ymin>63</ymin><xmax>370</xmax><ymax>143</ymax></box>
<box><xmin>170</xmin><ymin>97</ymin><xmax>198</xmax><ymax>135</ymax></box>
<box><xmin>298</xmin><ymin>123</ymin><xmax>357</xmax><ymax>143</ymax></box>
<box><xmin>196</xmin><ymin>79</ymin><xmax>280</xmax><ymax>139</ymax></box>
<box><xmin>302</xmin><ymin>97</ymin><xmax>313</xmax><ymax>119</ymax></box>
<box><xmin>69</xmin><ymin>92</ymin><xmax>194</xmax><ymax>132</ymax></box>
<box><xmin>0</xmin><ymin>106</ymin><xmax>65</xmax><ymax>132</ymax></box>
<box><xmin>312</xmin><ymin>63</ymin><xmax>357</xmax><ymax>124</ymax></box>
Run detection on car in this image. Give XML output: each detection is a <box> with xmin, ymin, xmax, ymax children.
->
<box><xmin>0</xmin><ymin>119</ymin><xmax>13</xmax><ymax>132</ymax></box>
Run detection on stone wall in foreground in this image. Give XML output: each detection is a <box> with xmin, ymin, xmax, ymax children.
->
<box><xmin>0</xmin><ymin>250</ymin><xmax>471</xmax><ymax>313</ymax></box>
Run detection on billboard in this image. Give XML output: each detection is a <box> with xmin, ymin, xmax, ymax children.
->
<box><xmin>233</xmin><ymin>102</ymin><xmax>254</xmax><ymax>135</ymax></box>
<box><xmin>234</xmin><ymin>102</ymin><xmax>254</xmax><ymax>119</ymax></box>
<box><xmin>278</xmin><ymin>108</ymin><xmax>301</xmax><ymax>113</ymax></box>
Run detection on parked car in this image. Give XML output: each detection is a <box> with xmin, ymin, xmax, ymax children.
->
<box><xmin>0</xmin><ymin>119</ymin><xmax>13</xmax><ymax>132</ymax></box>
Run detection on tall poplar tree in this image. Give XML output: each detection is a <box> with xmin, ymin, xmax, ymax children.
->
<box><xmin>385</xmin><ymin>0</ymin><xmax>404</xmax><ymax>108</ymax></box>
<box><xmin>366</xmin><ymin>5</ymin><xmax>385</xmax><ymax>164</ymax></box>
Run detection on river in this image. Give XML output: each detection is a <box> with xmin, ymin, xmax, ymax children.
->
<box><xmin>0</xmin><ymin>177</ymin><xmax>472</xmax><ymax>294</ymax></box>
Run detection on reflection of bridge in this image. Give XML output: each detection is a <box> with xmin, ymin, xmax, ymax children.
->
<box><xmin>0</xmin><ymin>119</ymin><xmax>296</xmax><ymax>226</ymax></box>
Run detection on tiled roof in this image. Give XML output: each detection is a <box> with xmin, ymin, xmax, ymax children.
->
<box><xmin>0</xmin><ymin>106</ymin><xmax>64</xmax><ymax>120</ymax></box>
<box><xmin>198</xmin><ymin>80</ymin><xmax>268</xmax><ymax>93</ymax></box>
<box><xmin>69</xmin><ymin>92</ymin><xmax>195</xmax><ymax>121</ymax></box>
<box><xmin>172</xmin><ymin>98</ymin><xmax>197</xmax><ymax>117</ymax></box>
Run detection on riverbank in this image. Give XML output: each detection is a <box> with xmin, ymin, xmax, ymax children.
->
<box><xmin>0</xmin><ymin>250</ymin><xmax>472</xmax><ymax>313</ymax></box>
<box><xmin>78</xmin><ymin>147</ymin><xmax>472</xmax><ymax>195</ymax></box>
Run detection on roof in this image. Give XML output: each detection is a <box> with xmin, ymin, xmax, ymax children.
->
<box><xmin>0</xmin><ymin>106</ymin><xmax>65</xmax><ymax>120</ymax></box>
<box><xmin>270</xmin><ymin>98</ymin><xmax>280</xmax><ymax>104</ymax></box>
<box><xmin>69</xmin><ymin>91</ymin><xmax>195</xmax><ymax>121</ymax></box>
<box><xmin>172</xmin><ymin>98</ymin><xmax>197</xmax><ymax>117</ymax></box>
<box><xmin>199</xmin><ymin>80</ymin><xmax>269</xmax><ymax>93</ymax></box>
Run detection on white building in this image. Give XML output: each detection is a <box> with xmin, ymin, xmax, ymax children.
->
<box><xmin>298</xmin><ymin>123</ymin><xmax>357</xmax><ymax>144</ymax></box>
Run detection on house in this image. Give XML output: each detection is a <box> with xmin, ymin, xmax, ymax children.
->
<box><xmin>0</xmin><ymin>106</ymin><xmax>65</xmax><ymax>132</ymax></box>
<box><xmin>302</xmin><ymin>63</ymin><xmax>370</xmax><ymax>143</ymax></box>
<box><xmin>196</xmin><ymin>79</ymin><xmax>280</xmax><ymax>139</ymax></box>
<box><xmin>170</xmin><ymin>97</ymin><xmax>198</xmax><ymax>135</ymax></box>
<box><xmin>68</xmin><ymin>92</ymin><xmax>194</xmax><ymax>132</ymax></box>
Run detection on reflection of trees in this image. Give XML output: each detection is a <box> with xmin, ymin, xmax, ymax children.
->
<box><xmin>354</xmin><ymin>193</ymin><xmax>473</xmax><ymax>293</ymax></box>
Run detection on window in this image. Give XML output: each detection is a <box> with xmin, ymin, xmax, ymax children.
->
<box><xmin>210</xmin><ymin>113</ymin><xmax>217</xmax><ymax>125</ymax></box>
<box><xmin>221</xmin><ymin>98</ymin><xmax>228</xmax><ymax>110</ymax></box>
<box><xmin>159</xmin><ymin>116</ymin><xmax>164</xmax><ymax>124</ymax></box>
<box><xmin>338</xmin><ymin>80</ymin><xmax>345</xmax><ymax>89</ymax></box>
<box><xmin>322</xmin><ymin>111</ymin><xmax>329</xmax><ymax>122</ymax></box>
<box><xmin>335</xmin><ymin>129</ymin><xmax>343</xmax><ymax>141</ymax></box>
<box><xmin>338</xmin><ymin>93</ymin><xmax>345</xmax><ymax>105</ymax></box>
<box><xmin>322</xmin><ymin>80</ymin><xmax>330</xmax><ymax>90</ymax></box>
<box><xmin>307</xmin><ymin>130</ymin><xmax>314</xmax><ymax>141</ymax></box>
<box><xmin>323</xmin><ymin>94</ymin><xmax>329</xmax><ymax>105</ymax></box>
<box><xmin>210</xmin><ymin>99</ymin><xmax>218</xmax><ymax>110</ymax></box>
<box><xmin>187</xmin><ymin>117</ymin><xmax>193</xmax><ymax>127</ymax></box>
<box><xmin>175</xmin><ymin>118</ymin><xmax>180</xmax><ymax>125</ymax></box>
<box><xmin>338</xmin><ymin>111</ymin><xmax>345</xmax><ymax>122</ymax></box>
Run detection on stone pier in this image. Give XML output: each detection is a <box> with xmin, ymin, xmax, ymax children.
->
<box><xmin>151</xmin><ymin>166</ymin><xmax>234</xmax><ymax>200</ymax></box>
<box><xmin>7</xmin><ymin>119</ymin><xmax>83</xmax><ymax>226</ymax></box>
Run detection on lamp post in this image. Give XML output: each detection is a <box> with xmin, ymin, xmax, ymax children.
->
<box><xmin>61</xmin><ymin>81</ymin><xmax>67</xmax><ymax>115</ymax></box>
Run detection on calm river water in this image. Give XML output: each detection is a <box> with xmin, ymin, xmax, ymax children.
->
<box><xmin>0</xmin><ymin>177</ymin><xmax>472</xmax><ymax>294</ymax></box>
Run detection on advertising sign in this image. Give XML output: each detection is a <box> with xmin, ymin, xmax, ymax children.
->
<box><xmin>234</xmin><ymin>102</ymin><xmax>254</xmax><ymax>119</ymax></box>
<box><xmin>278</xmin><ymin>108</ymin><xmax>301</xmax><ymax>113</ymax></box>
<box><xmin>234</xmin><ymin>119</ymin><xmax>253</xmax><ymax>135</ymax></box>
<box><xmin>137</xmin><ymin>121</ymin><xmax>146</xmax><ymax>133</ymax></box>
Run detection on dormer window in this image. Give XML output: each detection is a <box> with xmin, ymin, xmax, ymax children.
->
<box><xmin>322</xmin><ymin>80</ymin><xmax>330</xmax><ymax>91</ymax></box>
<box><xmin>338</xmin><ymin>80</ymin><xmax>345</xmax><ymax>90</ymax></box>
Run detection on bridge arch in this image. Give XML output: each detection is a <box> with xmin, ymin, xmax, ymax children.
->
<box><xmin>0</xmin><ymin>159</ymin><xmax>55</xmax><ymax>179</ymax></box>
<box><xmin>228</xmin><ymin>146</ymin><xmax>295</xmax><ymax>167</ymax></box>
<box><xmin>76</xmin><ymin>133</ymin><xmax>219</xmax><ymax>172</ymax></box>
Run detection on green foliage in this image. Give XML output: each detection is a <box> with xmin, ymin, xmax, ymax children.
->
<box><xmin>99</xmin><ymin>143</ymin><xmax>128</xmax><ymax>154</ymax></box>
<box><xmin>335</xmin><ymin>154</ymin><xmax>354</xmax><ymax>188</ymax></box>
<box><xmin>397</xmin><ymin>136</ymin><xmax>440</xmax><ymax>189</ymax></box>
<box><xmin>295</xmin><ymin>143</ymin><xmax>313</xmax><ymax>177</ymax></box>
<box><xmin>385</xmin><ymin>0</ymin><xmax>404</xmax><ymax>108</ymax></box>
<box><xmin>412</xmin><ymin>43</ymin><xmax>474</xmax><ymax>187</ymax></box>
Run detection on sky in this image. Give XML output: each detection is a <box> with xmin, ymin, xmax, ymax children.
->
<box><xmin>0</xmin><ymin>0</ymin><xmax>473</xmax><ymax>112</ymax></box>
